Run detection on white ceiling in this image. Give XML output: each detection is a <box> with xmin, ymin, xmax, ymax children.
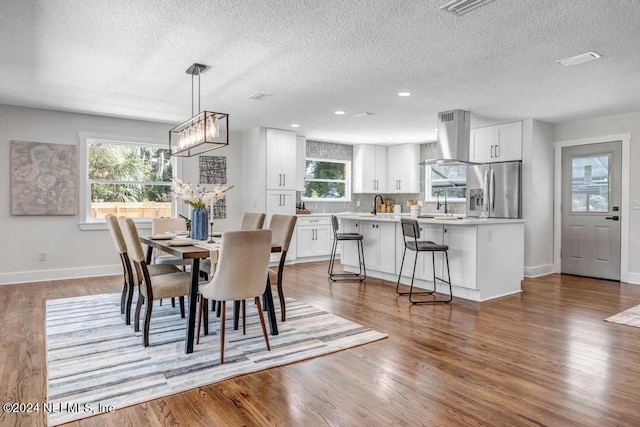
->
<box><xmin>1</xmin><ymin>0</ymin><xmax>640</xmax><ymax>144</ymax></box>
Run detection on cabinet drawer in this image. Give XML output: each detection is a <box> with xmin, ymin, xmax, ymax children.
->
<box><xmin>297</xmin><ymin>216</ymin><xmax>331</xmax><ymax>226</ymax></box>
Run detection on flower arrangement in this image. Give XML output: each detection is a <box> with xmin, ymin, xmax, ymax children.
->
<box><xmin>171</xmin><ymin>178</ymin><xmax>233</xmax><ymax>208</ymax></box>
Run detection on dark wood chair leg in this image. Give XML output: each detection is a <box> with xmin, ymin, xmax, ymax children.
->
<box><xmin>143</xmin><ymin>298</ymin><xmax>153</xmax><ymax>347</ymax></box>
<box><xmin>134</xmin><ymin>294</ymin><xmax>144</xmax><ymax>333</ymax></box>
<box><xmin>255</xmin><ymin>297</ymin><xmax>271</xmax><ymax>351</ymax></box>
<box><xmin>203</xmin><ymin>298</ymin><xmax>209</xmax><ymax>336</ymax></box>
<box><xmin>277</xmin><ymin>272</ymin><xmax>286</xmax><ymax>322</ymax></box>
<box><xmin>242</xmin><ymin>299</ymin><xmax>246</xmax><ymax>335</ymax></box>
<box><xmin>125</xmin><ymin>282</ymin><xmax>134</xmax><ymax>326</ymax></box>
<box><xmin>220</xmin><ymin>301</ymin><xmax>226</xmax><ymax>364</ymax></box>
<box><xmin>171</xmin><ymin>297</ymin><xmax>176</xmax><ymax>307</ymax></box>
<box><xmin>196</xmin><ymin>295</ymin><xmax>204</xmax><ymax>345</ymax></box>
<box><xmin>179</xmin><ymin>296</ymin><xmax>185</xmax><ymax>318</ymax></box>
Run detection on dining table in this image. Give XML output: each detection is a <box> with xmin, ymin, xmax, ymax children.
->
<box><xmin>140</xmin><ymin>235</ymin><xmax>281</xmax><ymax>354</ymax></box>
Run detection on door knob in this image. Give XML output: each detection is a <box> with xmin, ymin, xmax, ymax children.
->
<box><xmin>605</xmin><ymin>216</ymin><xmax>620</xmax><ymax>221</ymax></box>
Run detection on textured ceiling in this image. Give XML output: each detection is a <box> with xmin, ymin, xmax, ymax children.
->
<box><xmin>1</xmin><ymin>0</ymin><xmax>640</xmax><ymax>144</ymax></box>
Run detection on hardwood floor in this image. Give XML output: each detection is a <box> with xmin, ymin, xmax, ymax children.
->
<box><xmin>2</xmin><ymin>263</ymin><xmax>640</xmax><ymax>426</ymax></box>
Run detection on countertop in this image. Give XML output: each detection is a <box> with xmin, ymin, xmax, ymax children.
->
<box><xmin>334</xmin><ymin>212</ymin><xmax>524</xmax><ymax>225</ymax></box>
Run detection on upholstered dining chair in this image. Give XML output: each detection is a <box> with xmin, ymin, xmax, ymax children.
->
<box><xmin>105</xmin><ymin>215</ymin><xmax>181</xmax><ymax>325</ymax></box>
<box><xmin>151</xmin><ymin>217</ymin><xmax>191</xmax><ymax>268</ymax></box>
<box><xmin>196</xmin><ymin>229</ymin><xmax>272</xmax><ymax>363</ymax></box>
<box><xmin>200</xmin><ymin>212</ymin><xmax>267</xmax><ymax>280</ymax></box>
<box><xmin>267</xmin><ymin>214</ymin><xmax>297</xmax><ymax>321</ymax></box>
<box><xmin>119</xmin><ymin>216</ymin><xmax>192</xmax><ymax>346</ymax></box>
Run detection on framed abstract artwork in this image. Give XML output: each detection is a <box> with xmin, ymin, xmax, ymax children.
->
<box><xmin>10</xmin><ymin>140</ymin><xmax>78</xmax><ymax>215</ymax></box>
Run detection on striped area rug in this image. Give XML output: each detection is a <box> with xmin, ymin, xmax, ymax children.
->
<box><xmin>46</xmin><ymin>293</ymin><xmax>386</xmax><ymax>426</ymax></box>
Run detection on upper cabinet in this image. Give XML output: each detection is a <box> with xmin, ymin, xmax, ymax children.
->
<box><xmin>470</xmin><ymin>121</ymin><xmax>522</xmax><ymax>163</ymax></box>
<box><xmin>353</xmin><ymin>144</ymin><xmax>387</xmax><ymax>193</ymax></box>
<box><xmin>387</xmin><ymin>144</ymin><xmax>420</xmax><ymax>193</ymax></box>
<box><xmin>296</xmin><ymin>135</ymin><xmax>307</xmax><ymax>192</ymax></box>
<box><xmin>266</xmin><ymin>128</ymin><xmax>298</xmax><ymax>190</ymax></box>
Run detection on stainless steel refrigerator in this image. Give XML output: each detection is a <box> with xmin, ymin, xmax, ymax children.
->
<box><xmin>466</xmin><ymin>161</ymin><xmax>521</xmax><ymax>219</ymax></box>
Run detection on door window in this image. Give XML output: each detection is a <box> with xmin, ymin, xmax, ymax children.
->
<box><xmin>571</xmin><ymin>154</ymin><xmax>609</xmax><ymax>213</ymax></box>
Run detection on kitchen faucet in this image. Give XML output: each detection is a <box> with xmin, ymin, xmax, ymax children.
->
<box><xmin>372</xmin><ymin>194</ymin><xmax>384</xmax><ymax>215</ymax></box>
<box><xmin>436</xmin><ymin>190</ymin><xmax>448</xmax><ymax>214</ymax></box>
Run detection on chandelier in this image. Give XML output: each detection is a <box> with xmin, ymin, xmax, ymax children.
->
<box><xmin>169</xmin><ymin>63</ymin><xmax>229</xmax><ymax>157</ymax></box>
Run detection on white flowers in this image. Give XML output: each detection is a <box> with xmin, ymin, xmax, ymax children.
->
<box><xmin>172</xmin><ymin>178</ymin><xmax>233</xmax><ymax>208</ymax></box>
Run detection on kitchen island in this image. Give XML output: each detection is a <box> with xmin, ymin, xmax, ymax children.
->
<box><xmin>337</xmin><ymin>214</ymin><xmax>524</xmax><ymax>302</ymax></box>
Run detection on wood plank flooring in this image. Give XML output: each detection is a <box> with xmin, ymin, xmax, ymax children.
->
<box><xmin>1</xmin><ymin>263</ymin><xmax>640</xmax><ymax>426</ymax></box>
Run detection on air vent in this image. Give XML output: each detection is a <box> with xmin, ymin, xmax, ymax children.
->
<box><xmin>440</xmin><ymin>111</ymin><xmax>455</xmax><ymax>122</ymax></box>
<box><xmin>353</xmin><ymin>112</ymin><xmax>376</xmax><ymax>117</ymax></box>
<box><xmin>439</xmin><ymin>0</ymin><xmax>494</xmax><ymax>16</ymax></box>
<box><xmin>248</xmin><ymin>93</ymin><xmax>273</xmax><ymax>101</ymax></box>
<box><xmin>555</xmin><ymin>51</ymin><xmax>602</xmax><ymax>67</ymax></box>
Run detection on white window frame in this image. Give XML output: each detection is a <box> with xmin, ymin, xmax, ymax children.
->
<box><xmin>301</xmin><ymin>158</ymin><xmax>352</xmax><ymax>202</ymax></box>
<box><xmin>78</xmin><ymin>132</ymin><xmax>178</xmax><ymax>230</ymax></box>
<box><xmin>424</xmin><ymin>164</ymin><xmax>467</xmax><ymax>202</ymax></box>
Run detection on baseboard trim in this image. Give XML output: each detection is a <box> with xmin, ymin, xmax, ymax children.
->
<box><xmin>0</xmin><ymin>265</ymin><xmax>122</xmax><ymax>286</ymax></box>
<box><xmin>524</xmin><ymin>264</ymin><xmax>554</xmax><ymax>278</ymax></box>
<box><xmin>624</xmin><ymin>272</ymin><xmax>640</xmax><ymax>285</ymax></box>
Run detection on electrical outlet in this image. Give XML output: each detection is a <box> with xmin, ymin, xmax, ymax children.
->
<box><xmin>633</xmin><ymin>200</ymin><xmax>640</xmax><ymax>210</ymax></box>
<box><xmin>356</xmin><ymin>200</ymin><xmax>360</xmax><ymax>208</ymax></box>
<box><xmin>487</xmin><ymin>230</ymin><xmax>493</xmax><ymax>242</ymax></box>
<box><xmin>39</xmin><ymin>251</ymin><xmax>47</xmax><ymax>261</ymax></box>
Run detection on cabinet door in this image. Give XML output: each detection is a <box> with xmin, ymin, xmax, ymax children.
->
<box><xmin>266</xmin><ymin>190</ymin><xmax>295</xmax><ymax>223</ymax></box>
<box><xmin>296</xmin><ymin>136</ymin><xmax>306</xmax><ymax>191</ymax></box>
<box><xmin>495</xmin><ymin>121</ymin><xmax>522</xmax><ymax>161</ymax></box>
<box><xmin>279</xmin><ymin>131</ymin><xmax>297</xmax><ymax>190</ymax></box>
<box><xmin>444</xmin><ymin>225</ymin><xmax>477</xmax><ymax>289</ymax></box>
<box><xmin>470</xmin><ymin>126</ymin><xmax>495</xmax><ymax>163</ymax></box>
<box><xmin>374</xmin><ymin>145</ymin><xmax>387</xmax><ymax>193</ymax></box>
<box><xmin>353</xmin><ymin>145</ymin><xmax>387</xmax><ymax>193</ymax></box>
<box><xmin>340</xmin><ymin>220</ymin><xmax>360</xmax><ymax>266</ymax></box>
<box><xmin>266</xmin><ymin>129</ymin><xmax>283</xmax><ymax>189</ymax></box>
<box><xmin>313</xmin><ymin>225</ymin><xmax>331</xmax><ymax>256</ymax></box>
<box><xmin>376</xmin><ymin>221</ymin><xmax>395</xmax><ymax>273</ymax></box>
<box><xmin>361</xmin><ymin>222</ymin><xmax>379</xmax><ymax>267</ymax></box>
<box><xmin>296</xmin><ymin>226</ymin><xmax>315</xmax><ymax>258</ymax></box>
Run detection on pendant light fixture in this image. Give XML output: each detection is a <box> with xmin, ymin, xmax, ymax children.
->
<box><xmin>169</xmin><ymin>63</ymin><xmax>229</xmax><ymax>157</ymax></box>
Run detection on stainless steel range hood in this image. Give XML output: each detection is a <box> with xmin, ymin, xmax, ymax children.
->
<box><xmin>421</xmin><ymin>109</ymin><xmax>476</xmax><ymax>165</ymax></box>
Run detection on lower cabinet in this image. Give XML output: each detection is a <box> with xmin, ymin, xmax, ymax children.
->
<box><xmin>342</xmin><ymin>219</ymin><xmax>395</xmax><ymax>274</ymax></box>
<box><xmin>396</xmin><ymin>222</ymin><xmax>444</xmax><ymax>282</ymax></box>
<box><xmin>296</xmin><ymin>216</ymin><xmax>332</xmax><ymax>258</ymax></box>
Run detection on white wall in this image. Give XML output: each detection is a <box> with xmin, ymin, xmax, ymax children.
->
<box><xmin>0</xmin><ymin>105</ymin><xmax>244</xmax><ymax>285</ymax></box>
<box><xmin>554</xmin><ymin>111</ymin><xmax>640</xmax><ymax>284</ymax></box>
<box><xmin>522</xmin><ymin>119</ymin><xmax>555</xmax><ymax>277</ymax></box>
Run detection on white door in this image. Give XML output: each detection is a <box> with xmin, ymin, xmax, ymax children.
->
<box><xmin>561</xmin><ymin>142</ymin><xmax>622</xmax><ymax>280</ymax></box>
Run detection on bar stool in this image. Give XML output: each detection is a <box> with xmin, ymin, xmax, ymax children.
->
<box><xmin>328</xmin><ymin>215</ymin><xmax>366</xmax><ymax>281</ymax></box>
<box><xmin>396</xmin><ymin>218</ymin><xmax>452</xmax><ymax>304</ymax></box>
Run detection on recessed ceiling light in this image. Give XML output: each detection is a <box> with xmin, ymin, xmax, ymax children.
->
<box><xmin>555</xmin><ymin>51</ymin><xmax>602</xmax><ymax>67</ymax></box>
<box><xmin>248</xmin><ymin>92</ymin><xmax>273</xmax><ymax>101</ymax></box>
<box><xmin>440</xmin><ymin>0</ymin><xmax>494</xmax><ymax>16</ymax></box>
<box><xmin>398</xmin><ymin>92</ymin><xmax>411</xmax><ymax>97</ymax></box>
<box><xmin>386</xmin><ymin>137</ymin><xmax>393</xmax><ymax>140</ymax></box>
<box><xmin>290</xmin><ymin>124</ymin><xmax>300</xmax><ymax>128</ymax></box>
<box><xmin>334</xmin><ymin>110</ymin><xmax>346</xmax><ymax>115</ymax></box>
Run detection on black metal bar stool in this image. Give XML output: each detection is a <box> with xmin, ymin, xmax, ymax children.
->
<box><xmin>396</xmin><ymin>218</ymin><xmax>452</xmax><ymax>304</ymax></box>
<box><xmin>328</xmin><ymin>215</ymin><xmax>366</xmax><ymax>281</ymax></box>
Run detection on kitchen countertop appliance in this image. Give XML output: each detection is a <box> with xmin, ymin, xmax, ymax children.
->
<box><xmin>466</xmin><ymin>161</ymin><xmax>521</xmax><ymax>219</ymax></box>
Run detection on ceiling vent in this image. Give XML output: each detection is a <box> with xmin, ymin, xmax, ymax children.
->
<box><xmin>439</xmin><ymin>0</ymin><xmax>494</xmax><ymax>16</ymax></box>
<box><xmin>248</xmin><ymin>92</ymin><xmax>273</xmax><ymax>101</ymax></box>
<box><xmin>555</xmin><ymin>51</ymin><xmax>602</xmax><ymax>67</ymax></box>
<box><xmin>353</xmin><ymin>112</ymin><xmax>376</xmax><ymax>117</ymax></box>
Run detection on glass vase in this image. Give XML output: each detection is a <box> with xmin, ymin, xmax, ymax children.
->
<box><xmin>190</xmin><ymin>207</ymin><xmax>208</xmax><ymax>240</ymax></box>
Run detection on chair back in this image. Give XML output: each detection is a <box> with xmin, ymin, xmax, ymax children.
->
<box><xmin>400</xmin><ymin>218</ymin><xmax>420</xmax><ymax>248</ymax></box>
<box><xmin>241</xmin><ymin>212</ymin><xmax>266</xmax><ymax>230</ymax></box>
<box><xmin>331</xmin><ymin>215</ymin><xmax>339</xmax><ymax>238</ymax></box>
<box><xmin>152</xmin><ymin>217</ymin><xmax>187</xmax><ymax>235</ymax></box>
<box><xmin>268</xmin><ymin>214</ymin><xmax>297</xmax><ymax>252</ymax></box>
<box><xmin>203</xmin><ymin>229</ymin><xmax>272</xmax><ymax>301</ymax></box>
<box><xmin>119</xmin><ymin>217</ymin><xmax>148</xmax><ymax>284</ymax></box>
<box><xmin>105</xmin><ymin>214</ymin><xmax>127</xmax><ymax>255</ymax></box>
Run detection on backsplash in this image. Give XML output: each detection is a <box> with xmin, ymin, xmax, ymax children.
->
<box><xmin>298</xmin><ymin>140</ymin><xmax>465</xmax><ymax>215</ymax></box>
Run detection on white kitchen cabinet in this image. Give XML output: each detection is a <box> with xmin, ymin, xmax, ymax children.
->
<box><xmin>296</xmin><ymin>216</ymin><xmax>331</xmax><ymax>258</ymax></box>
<box><xmin>387</xmin><ymin>144</ymin><xmax>420</xmax><ymax>193</ymax></box>
<box><xmin>396</xmin><ymin>222</ymin><xmax>444</xmax><ymax>282</ymax></box>
<box><xmin>360</xmin><ymin>220</ymin><xmax>395</xmax><ymax>274</ymax></box>
<box><xmin>339</xmin><ymin>219</ymin><xmax>361</xmax><ymax>266</ymax></box>
<box><xmin>353</xmin><ymin>144</ymin><xmax>387</xmax><ymax>193</ymax></box>
<box><xmin>471</xmin><ymin>121</ymin><xmax>522</xmax><ymax>163</ymax></box>
<box><xmin>266</xmin><ymin>128</ymin><xmax>298</xmax><ymax>190</ymax></box>
<box><xmin>296</xmin><ymin>135</ymin><xmax>307</xmax><ymax>191</ymax></box>
<box><xmin>443</xmin><ymin>225</ymin><xmax>477</xmax><ymax>289</ymax></box>
<box><xmin>266</xmin><ymin>190</ymin><xmax>295</xmax><ymax>220</ymax></box>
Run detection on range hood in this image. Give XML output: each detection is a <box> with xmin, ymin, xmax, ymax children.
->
<box><xmin>421</xmin><ymin>109</ymin><xmax>476</xmax><ymax>165</ymax></box>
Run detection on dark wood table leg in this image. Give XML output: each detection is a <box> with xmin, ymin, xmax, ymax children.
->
<box><xmin>184</xmin><ymin>258</ymin><xmax>200</xmax><ymax>354</ymax></box>
<box><xmin>145</xmin><ymin>245</ymin><xmax>153</xmax><ymax>264</ymax></box>
<box><xmin>264</xmin><ymin>277</ymin><xmax>279</xmax><ymax>335</ymax></box>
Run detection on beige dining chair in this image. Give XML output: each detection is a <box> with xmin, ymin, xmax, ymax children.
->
<box><xmin>151</xmin><ymin>217</ymin><xmax>191</xmax><ymax>268</ymax></box>
<box><xmin>119</xmin><ymin>216</ymin><xmax>192</xmax><ymax>346</ymax></box>
<box><xmin>267</xmin><ymin>214</ymin><xmax>297</xmax><ymax>321</ymax></box>
<box><xmin>106</xmin><ymin>215</ymin><xmax>181</xmax><ymax>326</ymax></box>
<box><xmin>196</xmin><ymin>229</ymin><xmax>272</xmax><ymax>363</ymax></box>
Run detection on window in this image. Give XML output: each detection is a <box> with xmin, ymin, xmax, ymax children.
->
<box><xmin>425</xmin><ymin>164</ymin><xmax>467</xmax><ymax>201</ymax></box>
<box><xmin>302</xmin><ymin>158</ymin><xmax>351</xmax><ymax>202</ymax></box>
<box><xmin>80</xmin><ymin>136</ymin><xmax>174</xmax><ymax>227</ymax></box>
<box><xmin>571</xmin><ymin>154</ymin><xmax>610</xmax><ymax>212</ymax></box>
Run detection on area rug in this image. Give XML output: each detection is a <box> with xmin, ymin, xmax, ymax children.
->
<box><xmin>605</xmin><ymin>303</ymin><xmax>640</xmax><ymax>328</ymax></box>
<box><xmin>46</xmin><ymin>293</ymin><xmax>386</xmax><ymax>426</ymax></box>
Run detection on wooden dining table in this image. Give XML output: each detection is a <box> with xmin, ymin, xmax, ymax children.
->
<box><xmin>140</xmin><ymin>236</ymin><xmax>281</xmax><ymax>354</ymax></box>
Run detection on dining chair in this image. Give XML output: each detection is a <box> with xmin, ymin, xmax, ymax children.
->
<box><xmin>106</xmin><ymin>215</ymin><xmax>181</xmax><ymax>325</ymax></box>
<box><xmin>119</xmin><ymin>216</ymin><xmax>192</xmax><ymax>346</ymax></box>
<box><xmin>267</xmin><ymin>214</ymin><xmax>297</xmax><ymax>321</ymax></box>
<box><xmin>196</xmin><ymin>229</ymin><xmax>272</xmax><ymax>363</ymax></box>
<box><xmin>151</xmin><ymin>217</ymin><xmax>191</xmax><ymax>268</ymax></box>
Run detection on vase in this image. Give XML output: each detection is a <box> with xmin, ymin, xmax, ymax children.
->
<box><xmin>190</xmin><ymin>207</ymin><xmax>208</xmax><ymax>240</ymax></box>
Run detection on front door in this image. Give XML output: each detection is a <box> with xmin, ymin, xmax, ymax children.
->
<box><xmin>561</xmin><ymin>141</ymin><xmax>621</xmax><ymax>280</ymax></box>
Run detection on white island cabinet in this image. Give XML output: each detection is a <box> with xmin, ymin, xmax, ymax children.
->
<box><xmin>341</xmin><ymin>215</ymin><xmax>524</xmax><ymax>302</ymax></box>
